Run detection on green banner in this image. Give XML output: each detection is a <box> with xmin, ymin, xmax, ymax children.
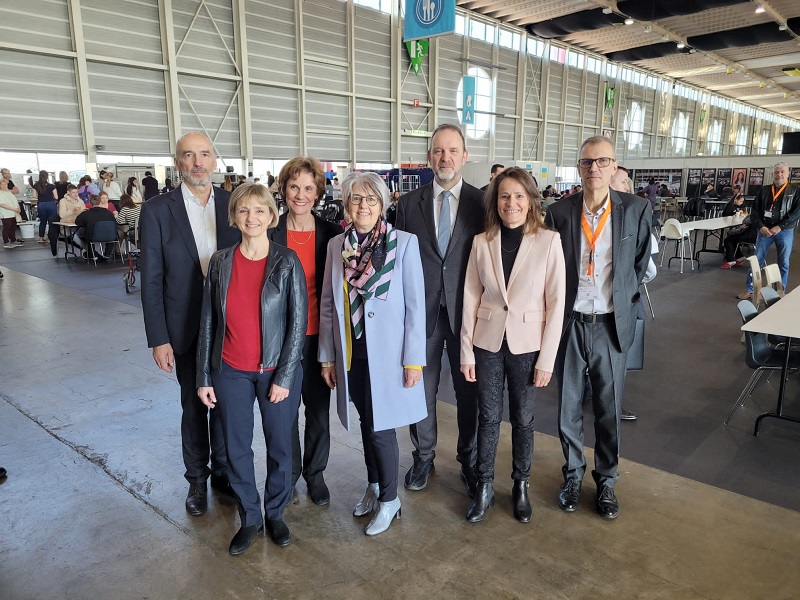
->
<box><xmin>605</xmin><ymin>84</ymin><xmax>616</xmax><ymax>110</ymax></box>
<box><xmin>406</xmin><ymin>40</ymin><xmax>428</xmax><ymax>76</ymax></box>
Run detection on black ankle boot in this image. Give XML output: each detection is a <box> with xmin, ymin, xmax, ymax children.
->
<box><xmin>466</xmin><ymin>482</ymin><xmax>494</xmax><ymax>523</ymax></box>
<box><xmin>512</xmin><ymin>479</ymin><xmax>532</xmax><ymax>523</ymax></box>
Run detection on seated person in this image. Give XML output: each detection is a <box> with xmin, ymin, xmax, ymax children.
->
<box><xmin>702</xmin><ymin>183</ymin><xmax>718</xmax><ymax>198</ymax></box>
<box><xmin>719</xmin><ymin>216</ymin><xmax>757</xmax><ymax>269</ymax></box>
<box><xmin>75</xmin><ymin>194</ymin><xmax>118</xmax><ymax>259</ymax></box>
<box><xmin>721</xmin><ymin>191</ymin><xmax>745</xmax><ymax>217</ymax></box>
<box><xmin>58</xmin><ymin>184</ymin><xmax>86</xmax><ymax>223</ymax></box>
<box><xmin>115</xmin><ymin>193</ymin><xmax>141</xmax><ymax>244</ymax></box>
<box><xmin>658</xmin><ymin>184</ymin><xmax>674</xmax><ymax>198</ymax></box>
<box><xmin>85</xmin><ymin>190</ymin><xmax>118</xmax><ymax>213</ymax></box>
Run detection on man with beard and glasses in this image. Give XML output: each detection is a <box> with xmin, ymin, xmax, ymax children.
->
<box><xmin>141</xmin><ymin>132</ymin><xmax>241</xmax><ymax>517</ymax></box>
<box><xmin>395</xmin><ymin>123</ymin><xmax>484</xmax><ymax>499</ymax></box>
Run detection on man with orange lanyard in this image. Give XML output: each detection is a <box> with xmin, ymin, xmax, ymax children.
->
<box><xmin>545</xmin><ymin>136</ymin><xmax>651</xmax><ymax>520</ymax></box>
<box><xmin>738</xmin><ymin>162</ymin><xmax>799</xmax><ymax>300</ymax></box>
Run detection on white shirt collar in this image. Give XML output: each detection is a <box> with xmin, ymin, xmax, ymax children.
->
<box><xmin>180</xmin><ymin>182</ymin><xmax>215</xmax><ymax>206</ymax></box>
<box><xmin>433</xmin><ymin>177</ymin><xmax>463</xmax><ymax>202</ymax></box>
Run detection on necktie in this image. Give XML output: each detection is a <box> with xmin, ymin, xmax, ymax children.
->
<box><xmin>438</xmin><ymin>190</ymin><xmax>452</xmax><ymax>256</ymax></box>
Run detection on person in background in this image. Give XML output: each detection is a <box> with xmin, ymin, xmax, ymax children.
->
<box><xmin>197</xmin><ymin>183</ymin><xmax>307</xmax><ymax>555</ymax></box>
<box><xmin>332</xmin><ymin>177</ymin><xmax>341</xmax><ymax>201</ymax></box>
<box><xmin>32</xmin><ymin>170</ymin><xmax>58</xmax><ymax>243</ymax></box>
<box><xmin>545</xmin><ymin>136</ymin><xmax>651</xmax><ymax>521</ymax></box>
<box><xmin>644</xmin><ymin>178</ymin><xmax>661</xmax><ymax>226</ymax></box>
<box><xmin>245</xmin><ymin>171</ymin><xmax>255</xmax><ymax>183</ymax></box>
<box><xmin>0</xmin><ymin>179</ymin><xmax>22</xmax><ymax>248</ymax></box>
<box><xmin>95</xmin><ymin>191</ymin><xmax>118</xmax><ymax>214</ymax></box>
<box><xmin>267</xmin><ymin>171</ymin><xmax>275</xmax><ymax>187</ymax></box>
<box><xmin>1</xmin><ymin>168</ymin><xmax>24</xmax><ymax>221</ymax></box>
<box><xmin>126</xmin><ymin>177</ymin><xmax>143</xmax><ymax>204</ymax></box>
<box><xmin>480</xmin><ymin>164</ymin><xmax>505</xmax><ymax>192</ymax></box>
<box><xmin>460</xmin><ymin>167</ymin><xmax>565</xmax><ymax>524</ymax></box>
<box><xmin>268</xmin><ymin>156</ymin><xmax>343</xmax><ymax>505</ymax></box>
<box><xmin>658</xmin><ymin>183</ymin><xmax>673</xmax><ymax>198</ymax></box>
<box><xmin>101</xmin><ymin>172</ymin><xmax>123</xmax><ymax>203</ymax></box>
<box><xmin>58</xmin><ymin>184</ymin><xmax>86</xmax><ymax>223</ymax></box>
<box><xmin>319</xmin><ymin>172</ymin><xmax>427</xmax><ymax>536</ymax></box>
<box><xmin>142</xmin><ymin>171</ymin><xmax>160</xmax><ymax>200</ymax></box>
<box><xmin>161</xmin><ymin>178</ymin><xmax>176</xmax><ymax>194</ymax></box>
<box><xmin>703</xmin><ymin>183</ymin><xmax>718</xmax><ymax>198</ymax></box>
<box><xmin>395</xmin><ymin>123</ymin><xmax>484</xmax><ymax>499</ymax></box>
<box><xmin>55</xmin><ymin>171</ymin><xmax>70</xmax><ymax>201</ymax></box>
<box><xmin>75</xmin><ymin>194</ymin><xmax>117</xmax><ymax>259</ymax></box>
<box><xmin>721</xmin><ymin>188</ymin><xmax>745</xmax><ymax>217</ymax></box>
<box><xmin>77</xmin><ymin>176</ymin><xmax>100</xmax><ymax>202</ymax></box>
<box><xmin>115</xmin><ymin>193</ymin><xmax>141</xmax><ymax>246</ymax></box>
<box><xmin>385</xmin><ymin>191</ymin><xmax>400</xmax><ymax>226</ymax></box>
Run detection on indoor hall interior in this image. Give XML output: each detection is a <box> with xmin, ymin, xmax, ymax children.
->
<box><xmin>1</xmin><ymin>235</ymin><xmax>799</xmax><ymax>599</ymax></box>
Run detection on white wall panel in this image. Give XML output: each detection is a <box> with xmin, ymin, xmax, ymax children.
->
<box><xmin>468</xmin><ymin>38</ymin><xmax>493</xmax><ymax>64</ymax></box>
<box><xmin>583</xmin><ymin>73</ymin><xmax>600</xmax><ymax>124</ymax></box>
<box><xmin>173</xmin><ymin>0</ymin><xmax>237</xmax><ymax>76</ymax></box>
<box><xmin>544</xmin><ymin>123</ymin><xmax>560</xmax><ymax>162</ymax></box>
<box><xmin>355</xmin><ymin>99</ymin><xmax>390</xmax><ymax>162</ymax></box>
<box><xmin>87</xmin><ymin>62</ymin><xmax>170</xmax><ymax>154</ymax></box>
<box><xmin>306</xmin><ymin>61</ymin><xmax>348</xmax><ymax>93</ymax></box>
<box><xmin>562</xmin><ymin>125</ymin><xmax>580</xmax><ymax>164</ymax></box>
<box><xmin>522</xmin><ymin>119</ymin><xmax>539</xmax><ymax>161</ymax></box>
<box><xmin>249</xmin><ymin>84</ymin><xmax>300</xmax><ymax>158</ymax></box>
<box><xmin>306</xmin><ymin>91</ymin><xmax>349</xmax><ymax>160</ymax></box>
<box><xmin>246</xmin><ymin>0</ymin><xmax>297</xmax><ymax>86</ymax></box>
<box><xmin>564</xmin><ymin>66</ymin><xmax>581</xmax><ymax>123</ymax></box>
<box><xmin>494</xmin><ymin>117</ymin><xmax>516</xmax><ymax>162</ymax></box>
<box><xmin>355</xmin><ymin>6</ymin><xmax>391</xmax><ymax>98</ymax></box>
<box><xmin>303</xmin><ymin>0</ymin><xmax>347</xmax><ymax>62</ymax></box>
<box><xmin>81</xmin><ymin>0</ymin><xmax>163</xmax><ymax>65</ymax></box>
<box><xmin>523</xmin><ymin>57</ymin><xmax>543</xmax><ymax>119</ymax></box>
<box><xmin>179</xmin><ymin>74</ymin><xmax>240</xmax><ymax>157</ymax></box>
<box><xmin>437</xmin><ymin>37</ymin><xmax>463</xmax><ymax>110</ymax></box>
<box><xmin>400</xmin><ymin>135</ymin><xmax>429</xmax><ymax>164</ymax></box>
<box><xmin>496</xmin><ymin>47</ymin><xmax>518</xmax><ymax>116</ymax></box>
<box><xmin>5</xmin><ymin>0</ymin><xmax>73</xmax><ymax>53</ymax></box>
<box><xmin>546</xmin><ymin>63</ymin><xmax>564</xmax><ymax>122</ymax></box>
<box><xmin>0</xmin><ymin>49</ymin><xmax>83</xmax><ymax>152</ymax></box>
<box><xmin>468</xmin><ymin>132</ymin><xmax>489</xmax><ymax>162</ymax></box>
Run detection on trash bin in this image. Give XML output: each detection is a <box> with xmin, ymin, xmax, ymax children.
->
<box><xmin>18</xmin><ymin>221</ymin><xmax>37</xmax><ymax>240</ymax></box>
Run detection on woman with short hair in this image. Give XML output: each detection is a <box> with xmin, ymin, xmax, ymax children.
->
<box><xmin>197</xmin><ymin>183</ymin><xmax>307</xmax><ymax>555</ymax></box>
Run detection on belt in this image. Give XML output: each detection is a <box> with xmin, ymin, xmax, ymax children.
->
<box><xmin>572</xmin><ymin>311</ymin><xmax>613</xmax><ymax>324</ymax></box>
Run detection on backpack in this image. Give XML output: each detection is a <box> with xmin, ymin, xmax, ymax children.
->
<box><xmin>78</xmin><ymin>186</ymin><xmax>92</xmax><ymax>202</ymax></box>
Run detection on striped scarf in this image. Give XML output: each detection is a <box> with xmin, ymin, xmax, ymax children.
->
<box><xmin>342</xmin><ymin>218</ymin><xmax>397</xmax><ymax>339</ymax></box>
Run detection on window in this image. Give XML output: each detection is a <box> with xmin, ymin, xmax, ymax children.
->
<box><xmin>734</xmin><ymin>125</ymin><xmax>748</xmax><ymax>155</ymax></box>
<box><xmin>549</xmin><ymin>45</ymin><xmax>566</xmax><ymax>64</ymax></box>
<box><xmin>606</xmin><ymin>63</ymin><xmax>618</xmax><ymax>78</ymax></box>
<box><xmin>567</xmin><ymin>51</ymin><xmax>584</xmax><ymax>69</ymax></box>
<box><xmin>498</xmin><ymin>30</ymin><xmax>519</xmax><ymax>50</ymax></box>
<box><xmin>671</xmin><ymin>111</ymin><xmax>689</xmax><ymax>154</ymax></box>
<box><xmin>354</xmin><ymin>0</ymin><xmax>391</xmax><ymax>13</ymax></box>
<box><xmin>470</xmin><ymin>20</ymin><xmax>486</xmax><ymax>41</ymax></box>
<box><xmin>645</xmin><ymin>75</ymin><xmax>658</xmax><ymax>89</ymax></box>
<box><xmin>623</xmin><ymin>101</ymin><xmax>645</xmax><ymax>151</ymax></box>
<box><xmin>457</xmin><ymin>67</ymin><xmax>493</xmax><ymax>140</ymax></box>
<box><xmin>455</xmin><ymin>14</ymin><xmax>465</xmax><ymax>35</ymax></box>
<box><xmin>757</xmin><ymin>131</ymin><xmax>769</xmax><ymax>155</ymax></box>
<box><xmin>586</xmin><ymin>56</ymin><xmax>602</xmax><ymax>74</ymax></box>
<box><xmin>706</xmin><ymin>119</ymin><xmax>722</xmax><ymax>155</ymax></box>
<box><xmin>527</xmin><ymin>38</ymin><xmax>545</xmax><ymax>57</ymax></box>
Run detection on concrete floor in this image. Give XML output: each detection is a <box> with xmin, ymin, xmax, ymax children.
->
<box><xmin>2</xmin><ymin>244</ymin><xmax>800</xmax><ymax>599</ymax></box>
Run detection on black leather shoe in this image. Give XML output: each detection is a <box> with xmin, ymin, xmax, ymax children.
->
<box><xmin>596</xmin><ymin>484</ymin><xmax>620</xmax><ymax>519</ymax></box>
<box><xmin>466</xmin><ymin>482</ymin><xmax>494</xmax><ymax>523</ymax></box>
<box><xmin>621</xmin><ymin>409</ymin><xmax>638</xmax><ymax>421</ymax></box>
<box><xmin>307</xmin><ymin>477</ymin><xmax>330</xmax><ymax>506</ymax></box>
<box><xmin>460</xmin><ymin>467</ymin><xmax>478</xmax><ymax>499</ymax></box>
<box><xmin>557</xmin><ymin>479</ymin><xmax>581</xmax><ymax>512</ymax></box>
<box><xmin>0</xmin><ymin>467</ymin><xmax>7</xmax><ymax>479</ymax></box>
<box><xmin>210</xmin><ymin>474</ymin><xmax>235</xmax><ymax>497</ymax></box>
<box><xmin>229</xmin><ymin>521</ymin><xmax>264</xmax><ymax>555</ymax></box>
<box><xmin>185</xmin><ymin>482</ymin><xmax>208</xmax><ymax>516</ymax></box>
<box><xmin>512</xmin><ymin>480</ymin><xmax>532</xmax><ymax>523</ymax></box>
<box><xmin>404</xmin><ymin>458</ymin><xmax>434</xmax><ymax>491</ymax></box>
<box><xmin>266</xmin><ymin>518</ymin><xmax>291</xmax><ymax>547</ymax></box>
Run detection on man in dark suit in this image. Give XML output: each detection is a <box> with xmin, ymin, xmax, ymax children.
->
<box><xmin>479</xmin><ymin>163</ymin><xmax>504</xmax><ymax>192</ymax></box>
<box><xmin>141</xmin><ymin>132</ymin><xmax>241</xmax><ymax>517</ymax></box>
<box><xmin>545</xmin><ymin>136</ymin><xmax>651</xmax><ymax>520</ymax></box>
<box><xmin>396</xmin><ymin>123</ymin><xmax>484</xmax><ymax>497</ymax></box>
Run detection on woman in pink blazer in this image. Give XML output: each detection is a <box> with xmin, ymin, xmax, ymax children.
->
<box><xmin>460</xmin><ymin>167</ymin><xmax>566</xmax><ymax>524</ymax></box>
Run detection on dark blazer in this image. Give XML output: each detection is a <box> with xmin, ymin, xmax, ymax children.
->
<box><xmin>396</xmin><ymin>181</ymin><xmax>485</xmax><ymax>338</ymax></box>
<box><xmin>545</xmin><ymin>189</ymin><xmax>652</xmax><ymax>353</ymax></box>
<box><xmin>267</xmin><ymin>212</ymin><xmax>343</xmax><ymax>316</ymax></box>
<box><xmin>140</xmin><ymin>186</ymin><xmax>241</xmax><ymax>355</ymax></box>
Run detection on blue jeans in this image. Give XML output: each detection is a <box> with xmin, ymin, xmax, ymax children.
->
<box><xmin>746</xmin><ymin>228</ymin><xmax>794</xmax><ymax>292</ymax></box>
<box><xmin>37</xmin><ymin>201</ymin><xmax>57</xmax><ymax>237</ymax></box>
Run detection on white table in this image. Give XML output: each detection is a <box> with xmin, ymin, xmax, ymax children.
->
<box><xmin>681</xmin><ymin>215</ymin><xmax>744</xmax><ymax>264</ymax></box>
<box><xmin>742</xmin><ymin>286</ymin><xmax>800</xmax><ymax>436</ymax></box>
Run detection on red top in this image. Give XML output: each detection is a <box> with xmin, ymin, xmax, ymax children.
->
<box><xmin>287</xmin><ymin>229</ymin><xmax>318</xmax><ymax>336</ymax></box>
<box><xmin>222</xmin><ymin>247</ymin><xmax>268</xmax><ymax>372</ymax></box>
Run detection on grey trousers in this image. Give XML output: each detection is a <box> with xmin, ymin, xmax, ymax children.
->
<box><xmin>556</xmin><ymin>318</ymin><xmax>628</xmax><ymax>488</ymax></box>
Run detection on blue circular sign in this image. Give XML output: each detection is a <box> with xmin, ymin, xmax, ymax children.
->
<box><xmin>415</xmin><ymin>0</ymin><xmax>441</xmax><ymax>26</ymax></box>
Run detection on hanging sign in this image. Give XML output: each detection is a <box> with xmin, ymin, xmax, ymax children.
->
<box><xmin>404</xmin><ymin>0</ymin><xmax>455</xmax><ymax>42</ymax></box>
<box><xmin>406</xmin><ymin>40</ymin><xmax>429</xmax><ymax>75</ymax></box>
<box><xmin>461</xmin><ymin>76</ymin><xmax>475</xmax><ymax>124</ymax></box>
<box><xmin>605</xmin><ymin>84</ymin><xmax>616</xmax><ymax>110</ymax></box>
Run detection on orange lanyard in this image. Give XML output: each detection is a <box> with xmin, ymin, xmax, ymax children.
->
<box><xmin>580</xmin><ymin>200</ymin><xmax>611</xmax><ymax>277</ymax></box>
<box><xmin>769</xmin><ymin>182</ymin><xmax>788</xmax><ymax>211</ymax></box>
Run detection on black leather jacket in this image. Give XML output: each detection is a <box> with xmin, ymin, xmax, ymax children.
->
<box><xmin>196</xmin><ymin>242</ymin><xmax>308</xmax><ymax>389</ymax></box>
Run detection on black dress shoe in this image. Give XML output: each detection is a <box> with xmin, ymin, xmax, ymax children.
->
<box><xmin>185</xmin><ymin>481</ymin><xmax>208</xmax><ymax>516</ymax></box>
<box><xmin>229</xmin><ymin>521</ymin><xmax>264</xmax><ymax>555</ymax></box>
<box><xmin>620</xmin><ymin>409</ymin><xmax>638</xmax><ymax>421</ymax></box>
<box><xmin>596</xmin><ymin>484</ymin><xmax>620</xmax><ymax>519</ymax></box>
<box><xmin>0</xmin><ymin>467</ymin><xmax>7</xmax><ymax>479</ymax></box>
<box><xmin>404</xmin><ymin>458</ymin><xmax>434</xmax><ymax>491</ymax></box>
<box><xmin>210</xmin><ymin>474</ymin><xmax>235</xmax><ymax>497</ymax></box>
<box><xmin>265</xmin><ymin>518</ymin><xmax>291</xmax><ymax>547</ymax></box>
<box><xmin>460</xmin><ymin>467</ymin><xmax>478</xmax><ymax>499</ymax></box>
<box><xmin>466</xmin><ymin>482</ymin><xmax>494</xmax><ymax>523</ymax></box>
<box><xmin>307</xmin><ymin>477</ymin><xmax>330</xmax><ymax>506</ymax></box>
<box><xmin>557</xmin><ymin>479</ymin><xmax>581</xmax><ymax>512</ymax></box>
<box><xmin>512</xmin><ymin>480</ymin><xmax>532</xmax><ymax>523</ymax></box>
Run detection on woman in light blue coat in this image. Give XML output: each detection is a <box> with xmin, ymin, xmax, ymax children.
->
<box><xmin>319</xmin><ymin>172</ymin><xmax>427</xmax><ymax>536</ymax></box>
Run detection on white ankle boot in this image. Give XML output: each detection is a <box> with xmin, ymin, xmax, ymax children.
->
<box><xmin>353</xmin><ymin>483</ymin><xmax>380</xmax><ymax>517</ymax></box>
<box><xmin>365</xmin><ymin>497</ymin><xmax>401</xmax><ymax>536</ymax></box>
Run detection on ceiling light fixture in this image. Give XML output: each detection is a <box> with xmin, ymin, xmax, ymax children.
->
<box><xmin>602</xmin><ymin>7</ymin><xmax>613</xmax><ymax>14</ymax></box>
<box><xmin>778</xmin><ymin>24</ymin><xmax>787</xmax><ymax>31</ymax></box>
<box><xmin>661</xmin><ymin>34</ymin><xmax>670</xmax><ymax>41</ymax></box>
<box><xmin>755</xmin><ymin>6</ymin><xmax>765</xmax><ymax>13</ymax></box>
<box><xmin>624</xmin><ymin>18</ymin><xmax>634</xmax><ymax>25</ymax></box>
<box><xmin>644</xmin><ymin>25</ymin><xmax>652</xmax><ymax>33</ymax></box>
<box><xmin>677</xmin><ymin>42</ymin><xmax>685</xmax><ymax>49</ymax></box>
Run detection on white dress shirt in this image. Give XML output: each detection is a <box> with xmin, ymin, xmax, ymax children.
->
<box><xmin>432</xmin><ymin>177</ymin><xmax>463</xmax><ymax>237</ymax></box>
<box><xmin>573</xmin><ymin>195</ymin><xmax>614</xmax><ymax>315</ymax></box>
<box><xmin>180</xmin><ymin>183</ymin><xmax>217</xmax><ymax>278</ymax></box>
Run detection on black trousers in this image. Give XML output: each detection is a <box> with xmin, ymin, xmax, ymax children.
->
<box><xmin>174</xmin><ymin>344</ymin><xmax>227</xmax><ymax>484</ymax></box>
<box><xmin>723</xmin><ymin>229</ymin><xmax>756</xmax><ymax>262</ymax></box>
<box><xmin>213</xmin><ymin>361</ymin><xmax>301</xmax><ymax>525</ymax></box>
<box><xmin>291</xmin><ymin>334</ymin><xmax>331</xmax><ymax>488</ymax></box>
<box><xmin>474</xmin><ymin>342</ymin><xmax>538</xmax><ymax>483</ymax></box>
<box><xmin>349</xmin><ymin>356</ymin><xmax>399</xmax><ymax>502</ymax></box>
<box><xmin>411</xmin><ymin>306</ymin><xmax>478</xmax><ymax>468</ymax></box>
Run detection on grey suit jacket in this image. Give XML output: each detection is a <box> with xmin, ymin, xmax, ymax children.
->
<box><xmin>395</xmin><ymin>181</ymin><xmax>485</xmax><ymax>338</ymax></box>
<box><xmin>545</xmin><ymin>189</ymin><xmax>652</xmax><ymax>353</ymax></box>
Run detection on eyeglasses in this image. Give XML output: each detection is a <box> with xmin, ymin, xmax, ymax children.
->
<box><xmin>349</xmin><ymin>195</ymin><xmax>380</xmax><ymax>206</ymax></box>
<box><xmin>577</xmin><ymin>157</ymin><xmax>615</xmax><ymax>169</ymax></box>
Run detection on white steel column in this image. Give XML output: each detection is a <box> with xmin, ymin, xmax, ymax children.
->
<box><xmin>347</xmin><ymin>0</ymin><xmax>356</xmax><ymax>167</ymax></box>
<box><xmin>66</xmin><ymin>0</ymin><xmax>96</xmax><ymax>162</ymax></box>
<box><xmin>233</xmin><ymin>0</ymin><xmax>253</xmax><ymax>167</ymax></box>
<box><xmin>295</xmin><ymin>0</ymin><xmax>307</xmax><ymax>155</ymax></box>
<box><xmin>159</xmin><ymin>0</ymin><xmax>183</xmax><ymax>154</ymax></box>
